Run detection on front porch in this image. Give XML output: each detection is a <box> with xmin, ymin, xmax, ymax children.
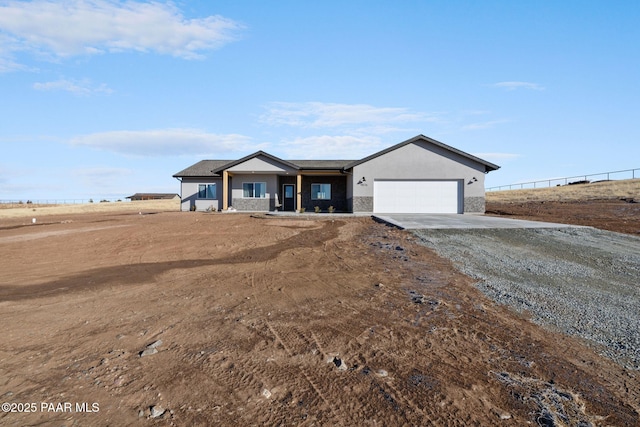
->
<box><xmin>221</xmin><ymin>171</ymin><xmax>349</xmax><ymax>213</ymax></box>
<box><xmin>276</xmin><ymin>174</ymin><xmax>349</xmax><ymax>213</ymax></box>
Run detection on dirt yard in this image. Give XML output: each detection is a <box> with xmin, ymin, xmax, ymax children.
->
<box><xmin>0</xmin><ymin>209</ymin><xmax>638</xmax><ymax>426</ymax></box>
<box><xmin>486</xmin><ymin>199</ymin><xmax>640</xmax><ymax>235</ymax></box>
<box><xmin>486</xmin><ymin>178</ymin><xmax>640</xmax><ymax>235</ymax></box>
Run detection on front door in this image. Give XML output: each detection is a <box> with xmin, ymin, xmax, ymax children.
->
<box><xmin>283</xmin><ymin>184</ymin><xmax>295</xmax><ymax>211</ymax></box>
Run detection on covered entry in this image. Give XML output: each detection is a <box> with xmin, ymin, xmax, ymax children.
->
<box><xmin>373</xmin><ymin>180</ymin><xmax>462</xmax><ymax>214</ymax></box>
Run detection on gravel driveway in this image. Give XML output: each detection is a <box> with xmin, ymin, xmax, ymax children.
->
<box><xmin>412</xmin><ymin>226</ymin><xmax>640</xmax><ymax>370</ymax></box>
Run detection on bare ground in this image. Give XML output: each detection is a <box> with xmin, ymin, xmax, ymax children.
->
<box><xmin>486</xmin><ymin>199</ymin><xmax>640</xmax><ymax>236</ymax></box>
<box><xmin>486</xmin><ymin>178</ymin><xmax>640</xmax><ymax>236</ymax></box>
<box><xmin>0</xmin><ymin>211</ymin><xmax>638</xmax><ymax>426</ymax></box>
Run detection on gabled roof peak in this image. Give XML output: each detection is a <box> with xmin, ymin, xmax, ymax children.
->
<box><xmin>344</xmin><ymin>134</ymin><xmax>500</xmax><ymax>171</ymax></box>
<box><xmin>211</xmin><ymin>150</ymin><xmax>300</xmax><ymax>173</ymax></box>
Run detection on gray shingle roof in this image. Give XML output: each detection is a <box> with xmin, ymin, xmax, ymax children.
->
<box><xmin>289</xmin><ymin>160</ymin><xmax>355</xmax><ymax>169</ymax></box>
<box><xmin>173</xmin><ymin>158</ymin><xmax>355</xmax><ymax>177</ymax></box>
<box><xmin>173</xmin><ymin>160</ymin><xmax>234</xmax><ymax>177</ymax></box>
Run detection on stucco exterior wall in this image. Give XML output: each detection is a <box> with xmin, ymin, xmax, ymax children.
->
<box><xmin>179</xmin><ymin>177</ymin><xmax>223</xmax><ymax>212</ymax></box>
<box><xmin>351</xmin><ymin>141</ymin><xmax>488</xmax><ymax>212</ymax></box>
<box><xmin>228</xmin><ymin>156</ymin><xmax>297</xmax><ymax>173</ymax></box>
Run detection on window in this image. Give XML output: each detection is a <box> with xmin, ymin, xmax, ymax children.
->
<box><xmin>243</xmin><ymin>182</ymin><xmax>266</xmax><ymax>198</ymax></box>
<box><xmin>284</xmin><ymin>185</ymin><xmax>294</xmax><ymax>198</ymax></box>
<box><xmin>198</xmin><ymin>184</ymin><xmax>216</xmax><ymax>199</ymax></box>
<box><xmin>311</xmin><ymin>183</ymin><xmax>331</xmax><ymax>200</ymax></box>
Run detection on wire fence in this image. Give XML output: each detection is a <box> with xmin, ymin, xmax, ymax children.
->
<box><xmin>0</xmin><ymin>198</ymin><xmax>127</xmax><ymax>205</ymax></box>
<box><xmin>487</xmin><ymin>168</ymin><xmax>639</xmax><ymax>192</ymax></box>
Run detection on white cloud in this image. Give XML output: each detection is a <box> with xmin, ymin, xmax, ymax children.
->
<box><xmin>259</xmin><ymin>101</ymin><xmax>445</xmax><ymax>158</ymax></box>
<box><xmin>0</xmin><ymin>0</ymin><xmax>244</xmax><ymax>66</ymax></box>
<box><xmin>260</xmin><ymin>102</ymin><xmax>451</xmax><ymax>158</ymax></box>
<box><xmin>490</xmin><ymin>81</ymin><xmax>545</xmax><ymax>91</ymax></box>
<box><xmin>33</xmin><ymin>78</ymin><xmax>113</xmax><ymax>96</ymax></box>
<box><xmin>260</xmin><ymin>102</ymin><xmax>443</xmax><ymax>130</ymax></box>
<box><xmin>0</xmin><ymin>58</ymin><xmax>26</xmax><ymax>72</ymax></box>
<box><xmin>0</xmin><ymin>33</ymin><xmax>28</xmax><ymax>71</ymax></box>
<box><xmin>69</xmin><ymin>128</ymin><xmax>258</xmax><ymax>156</ymax></box>
<box><xmin>278</xmin><ymin>135</ymin><xmax>383</xmax><ymax>159</ymax></box>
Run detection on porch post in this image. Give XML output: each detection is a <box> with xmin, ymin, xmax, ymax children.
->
<box><xmin>222</xmin><ymin>170</ymin><xmax>229</xmax><ymax>210</ymax></box>
<box><xmin>296</xmin><ymin>173</ymin><xmax>302</xmax><ymax>212</ymax></box>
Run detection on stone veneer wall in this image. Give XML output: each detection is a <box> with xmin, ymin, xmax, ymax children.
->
<box><xmin>231</xmin><ymin>197</ymin><xmax>272</xmax><ymax>211</ymax></box>
<box><xmin>352</xmin><ymin>196</ymin><xmax>373</xmax><ymax>212</ymax></box>
<box><xmin>463</xmin><ymin>196</ymin><xmax>485</xmax><ymax>213</ymax></box>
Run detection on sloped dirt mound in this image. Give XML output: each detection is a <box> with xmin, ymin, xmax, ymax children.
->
<box><xmin>487</xmin><ymin>199</ymin><xmax>640</xmax><ymax>235</ymax></box>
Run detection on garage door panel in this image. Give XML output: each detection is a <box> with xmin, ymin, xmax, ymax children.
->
<box><xmin>374</xmin><ymin>180</ymin><xmax>461</xmax><ymax>213</ymax></box>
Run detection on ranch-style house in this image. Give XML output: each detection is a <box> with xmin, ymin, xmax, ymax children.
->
<box><xmin>173</xmin><ymin>134</ymin><xmax>500</xmax><ymax>214</ymax></box>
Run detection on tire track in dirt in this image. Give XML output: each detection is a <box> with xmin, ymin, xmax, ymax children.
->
<box><xmin>273</xmin><ymin>295</ymin><xmax>446</xmax><ymax>425</ymax></box>
<box><xmin>0</xmin><ymin>224</ymin><xmax>130</xmax><ymax>243</ymax></box>
<box><xmin>240</xmin><ymin>258</ymin><xmax>336</xmax><ymax>424</ymax></box>
<box><xmin>372</xmin><ymin>373</ymin><xmax>435</xmax><ymax>423</ymax></box>
<box><xmin>264</xmin><ymin>321</ymin><xmax>335</xmax><ymax>418</ymax></box>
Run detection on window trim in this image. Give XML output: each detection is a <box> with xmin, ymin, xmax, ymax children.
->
<box><xmin>242</xmin><ymin>182</ymin><xmax>267</xmax><ymax>198</ymax></box>
<box><xmin>198</xmin><ymin>183</ymin><xmax>217</xmax><ymax>199</ymax></box>
<box><xmin>311</xmin><ymin>183</ymin><xmax>331</xmax><ymax>200</ymax></box>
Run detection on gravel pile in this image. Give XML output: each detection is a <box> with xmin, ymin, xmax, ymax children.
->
<box><xmin>412</xmin><ymin>226</ymin><xmax>640</xmax><ymax>370</ymax></box>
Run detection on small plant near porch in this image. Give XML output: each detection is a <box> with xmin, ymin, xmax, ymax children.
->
<box><xmin>314</xmin><ymin>206</ymin><xmax>321</xmax><ymax>213</ymax></box>
<box><xmin>328</xmin><ymin>206</ymin><xmax>335</xmax><ymax>213</ymax></box>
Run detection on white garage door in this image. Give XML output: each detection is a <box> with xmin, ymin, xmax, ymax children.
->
<box><xmin>373</xmin><ymin>180</ymin><xmax>461</xmax><ymax>213</ymax></box>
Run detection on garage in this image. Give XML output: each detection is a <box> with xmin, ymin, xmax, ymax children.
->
<box><xmin>373</xmin><ymin>180</ymin><xmax>462</xmax><ymax>213</ymax></box>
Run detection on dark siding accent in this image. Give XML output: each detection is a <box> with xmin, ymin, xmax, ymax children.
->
<box><xmin>301</xmin><ymin>175</ymin><xmax>348</xmax><ymax>212</ymax></box>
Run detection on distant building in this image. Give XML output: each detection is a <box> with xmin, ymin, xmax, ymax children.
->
<box><xmin>126</xmin><ymin>193</ymin><xmax>180</xmax><ymax>201</ymax></box>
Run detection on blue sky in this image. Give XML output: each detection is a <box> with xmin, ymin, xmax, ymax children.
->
<box><xmin>1</xmin><ymin>0</ymin><xmax>638</xmax><ymax>201</ymax></box>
